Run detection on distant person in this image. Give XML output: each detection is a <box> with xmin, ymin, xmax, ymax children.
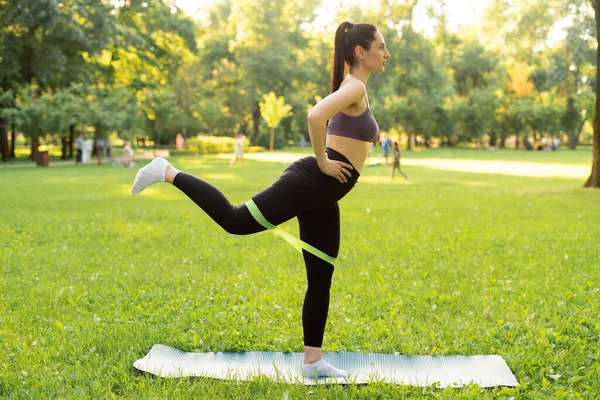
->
<box><xmin>552</xmin><ymin>137</ymin><xmax>560</xmax><ymax>151</ymax></box>
<box><xmin>300</xmin><ymin>135</ymin><xmax>307</xmax><ymax>148</ymax></box>
<box><xmin>390</xmin><ymin>141</ymin><xmax>408</xmax><ymax>180</ymax></box>
<box><xmin>381</xmin><ymin>134</ymin><xmax>392</xmax><ymax>165</ymax></box>
<box><xmin>82</xmin><ymin>138</ymin><xmax>93</xmax><ymax>163</ymax></box>
<box><xmin>230</xmin><ymin>133</ymin><xmax>245</xmax><ymax>166</ymax></box>
<box><xmin>96</xmin><ymin>138</ymin><xmax>105</xmax><ymax>161</ymax></box>
<box><xmin>176</xmin><ymin>133</ymin><xmax>185</xmax><ymax>150</ymax></box>
<box><xmin>123</xmin><ymin>139</ymin><xmax>134</xmax><ymax>168</ymax></box>
<box><xmin>106</xmin><ymin>138</ymin><xmax>113</xmax><ymax>161</ymax></box>
<box><xmin>76</xmin><ymin>133</ymin><xmax>84</xmax><ymax>164</ymax></box>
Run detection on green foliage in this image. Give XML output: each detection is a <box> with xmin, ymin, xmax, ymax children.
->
<box><xmin>182</xmin><ymin>134</ymin><xmax>263</xmax><ymax>155</ymax></box>
<box><xmin>259</xmin><ymin>92</ymin><xmax>292</xmax><ymax>151</ymax></box>
<box><xmin>259</xmin><ymin>92</ymin><xmax>292</xmax><ymax>129</ymax></box>
<box><xmin>85</xmin><ymin>85</ymin><xmax>136</xmax><ymax>139</ymax></box>
<box><xmin>43</xmin><ymin>85</ymin><xmax>85</xmax><ymax>134</ymax></box>
<box><xmin>12</xmin><ymin>85</ymin><xmax>47</xmax><ymax>139</ymax></box>
<box><xmin>0</xmin><ymin>0</ymin><xmax>597</xmax><ymax>160</ymax></box>
<box><xmin>451</xmin><ymin>41</ymin><xmax>498</xmax><ymax>95</ymax></box>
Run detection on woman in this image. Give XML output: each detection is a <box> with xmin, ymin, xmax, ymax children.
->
<box><xmin>229</xmin><ymin>133</ymin><xmax>245</xmax><ymax>166</ymax></box>
<box><xmin>391</xmin><ymin>141</ymin><xmax>409</xmax><ymax>179</ymax></box>
<box><xmin>131</xmin><ymin>21</ymin><xmax>390</xmax><ymax>378</ymax></box>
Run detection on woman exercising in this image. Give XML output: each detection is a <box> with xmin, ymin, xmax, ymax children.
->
<box><xmin>131</xmin><ymin>21</ymin><xmax>390</xmax><ymax>378</ymax></box>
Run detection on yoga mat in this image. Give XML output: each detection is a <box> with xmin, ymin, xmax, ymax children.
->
<box><xmin>133</xmin><ymin>344</ymin><xmax>519</xmax><ymax>387</ymax></box>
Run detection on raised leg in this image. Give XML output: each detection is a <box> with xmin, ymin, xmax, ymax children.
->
<box><xmin>171</xmin><ymin>171</ymin><xmax>265</xmax><ymax>235</ymax></box>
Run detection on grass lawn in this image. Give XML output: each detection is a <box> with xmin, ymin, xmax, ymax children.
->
<box><xmin>1</xmin><ymin>148</ymin><xmax>599</xmax><ymax>399</ymax></box>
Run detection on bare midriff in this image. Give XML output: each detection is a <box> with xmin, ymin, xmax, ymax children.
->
<box><xmin>325</xmin><ymin>135</ymin><xmax>368</xmax><ymax>174</ymax></box>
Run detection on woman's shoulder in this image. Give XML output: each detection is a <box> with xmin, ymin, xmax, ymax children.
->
<box><xmin>339</xmin><ymin>78</ymin><xmax>368</xmax><ymax>108</ymax></box>
<box><xmin>340</xmin><ymin>77</ymin><xmax>367</xmax><ymax>92</ymax></box>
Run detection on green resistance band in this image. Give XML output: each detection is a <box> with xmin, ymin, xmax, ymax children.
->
<box><xmin>245</xmin><ymin>199</ymin><xmax>336</xmax><ymax>265</ymax></box>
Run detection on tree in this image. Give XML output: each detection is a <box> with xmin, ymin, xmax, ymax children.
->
<box><xmin>140</xmin><ymin>86</ymin><xmax>180</xmax><ymax>152</ymax></box>
<box><xmin>451</xmin><ymin>41</ymin><xmax>497</xmax><ymax>96</ymax></box>
<box><xmin>12</xmin><ymin>85</ymin><xmax>48</xmax><ymax>161</ymax></box>
<box><xmin>259</xmin><ymin>92</ymin><xmax>292</xmax><ymax>151</ymax></box>
<box><xmin>585</xmin><ymin>0</ymin><xmax>600</xmax><ymax>188</ymax></box>
<box><xmin>1</xmin><ymin>0</ymin><xmax>115</xmax><ymax>88</ymax></box>
<box><xmin>85</xmin><ymin>86</ymin><xmax>130</xmax><ymax>163</ymax></box>
<box><xmin>0</xmin><ymin>0</ymin><xmax>116</xmax><ymax>162</ymax></box>
<box><xmin>0</xmin><ymin>90</ymin><xmax>15</xmax><ymax>161</ymax></box>
<box><xmin>44</xmin><ymin>85</ymin><xmax>87</xmax><ymax>159</ymax></box>
<box><xmin>562</xmin><ymin>97</ymin><xmax>583</xmax><ymax>149</ymax></box>
<box><xmin>548</xmin><ymin>0</ymin><xmax>596</xmax><ymax>150</ymax></box>
<box><xmin>226</xmin><ymin>0</ymin><xmax>318</xmax><ymax>145</ymax></box>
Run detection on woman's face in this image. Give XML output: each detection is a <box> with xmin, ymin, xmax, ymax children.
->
<box><xmin>358</xmin><ymin>31</ymin><xmax>391</xmax><ymax>73</ymax></box>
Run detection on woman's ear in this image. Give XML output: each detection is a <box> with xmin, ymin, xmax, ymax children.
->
<box><xmin>354</xmin><ymin>46</ymin><xmax>366</xmax><ymax>60</ymax></box>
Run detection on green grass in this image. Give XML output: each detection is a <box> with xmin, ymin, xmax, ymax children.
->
<box><xmin>1</xmin><ymin>149</ymin><xmax>599</xmax><ymax>399</ymax></box>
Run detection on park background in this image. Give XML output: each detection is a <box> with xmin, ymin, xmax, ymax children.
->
<box><xmin>1</xmin><ymin>0</ymin><xmax>600</xmax><ymax>399</ymax></box>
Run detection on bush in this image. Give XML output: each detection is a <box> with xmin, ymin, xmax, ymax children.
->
<box><xmin>257</xmin><ymin>130</ymin><xmax>287</xmax><ymax>150</ymax></box>
<box><xmin>180</xmin><ymin>135</ymin><xmax>265</xmax><ymax>155</ymax></box>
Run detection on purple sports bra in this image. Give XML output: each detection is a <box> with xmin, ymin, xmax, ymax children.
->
<box><xmin>327</xmin><ymin>95</ymin><xmax>379</xmax><ymax>143</ymax></box>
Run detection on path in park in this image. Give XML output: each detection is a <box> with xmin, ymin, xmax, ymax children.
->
<box><xmin>221</xmin><ymin>152</ymin><xmax>590</xmax><ymax>179</ymax></box>
<box><xmin>1</xmin><ymin>151</ymin><xmax>590</xmax><ymax>178</ymax></box>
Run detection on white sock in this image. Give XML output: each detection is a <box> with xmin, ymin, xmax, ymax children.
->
<box><xmin>302</xmin><ymin>359</ymin><xmax>349</xmax><ymax>378</ymax></box>
<box><xmin>131</xmin><ymin>157</ymin><xmax>172</xmax><ymax>196</ymax></box>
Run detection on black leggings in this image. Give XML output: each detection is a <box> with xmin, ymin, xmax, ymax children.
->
<box><xmin>173</xmin><ymin>148</ymin><xmax>360</xmax><ymax>347</ymax></box>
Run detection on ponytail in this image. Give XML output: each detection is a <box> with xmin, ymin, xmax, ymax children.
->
<box><xmin>330</xmin><ymin>21</ymin><xmax>378</xmax><ymax>93</ymax></box>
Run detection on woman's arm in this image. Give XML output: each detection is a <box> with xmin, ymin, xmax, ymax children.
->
<box><xmin>307</xmin><ymin>80</ymin><xmax>365</xmax><ymax>182</ymax></box>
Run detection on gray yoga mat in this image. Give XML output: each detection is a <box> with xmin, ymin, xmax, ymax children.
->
<box><xmin>133</xmin><ymin>344</ymin><xmax>519</xmax><ymax>387</ymax></box>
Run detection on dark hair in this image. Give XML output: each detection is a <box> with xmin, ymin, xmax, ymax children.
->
<box><xmin>331</xmin><ymin>21</ymin><xmax>378</xmax><ymax>93</ymax></box>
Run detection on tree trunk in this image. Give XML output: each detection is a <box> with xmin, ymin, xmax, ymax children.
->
<box><xmin>30</xmin><ymin>136</ymin><xmax>39</xmax><ymax>161</ymax></box>
<box><xmin>575</xmin><ymin>117</ymin><xmax>587</xmax><ymax>147</ymax></box>
<box><xmin>569</xmin><ymin>129</ymin><xmax>577</xmax><ymax>150</ymax></box>
<box><xmin>250</xmin><ymin>103</ymin><xmax>260</xmax><ymax>146</ymax></box>
<box><xmin>499</xmin><ymin>132</ymin><xmax>506</xmax><ymax>148</ymax></box>
<box><xmin>68</xmin><ymin>124</ymin><xmax>74</xmax><ymax>158</ymax></box>
<box><xmin>585</xmin><ymin>0</ymin><xmax>600</xmax><ymax>188</ymax></box>
<box><xmin>489</xmin><ymin>130</ymin><xmax>497</xmax><ymax>147</ymax></box>
<box><xmin>406</xmin><ymin>133</ymin><xmax>412</xmax><ymax>150</ymax></box>
<box><xmin>269</xmin><ymin>127</ymin><xmax>274</xmax><ymax>151</ymax></box>
<box><xmin>61</xmin><ymin>136</ymin><xmax>68</xmax><ymax>160</ymax></box>
<box><xmin>515</xmin><ymin>134</ymin><xmax>520</xmax><ymax>150</ymax></box>
<box><xmin>0</xmin><ymin>116</ymin><xmax>9</xmax><ymax>162</ymax></box>
<box><xmin>97</xmin><ymin>139</ymin><xmax>102</xmax><ymax>164</ymax></box>
<box><xmin>10</xmin><ymin>122</ymin><xmax>16</xmax><ymax>158</ymax></box>
<box><xmin>239</xmin><ymin>121</ymin><xmax>247</xmax><ymax>136</ymax></box>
